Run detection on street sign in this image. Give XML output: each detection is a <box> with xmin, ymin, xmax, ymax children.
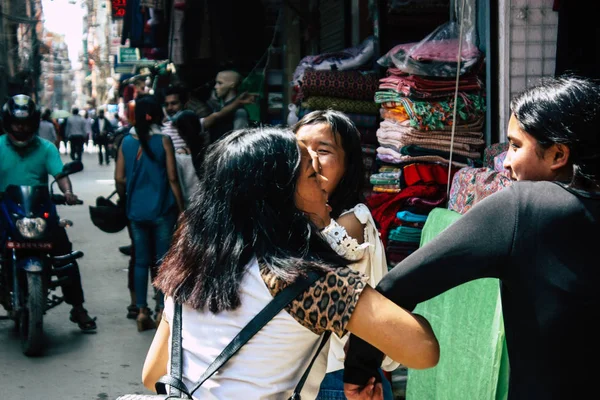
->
<box><xmin>118</xmin><ymin>47</ymin><xmax>139</xmax><ymax>64</ymax></box>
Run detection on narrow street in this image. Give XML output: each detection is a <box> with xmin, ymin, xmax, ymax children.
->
<box><xmin>0</xmin><ymin>151</ymin><xmax>155</xmax><ymax>400</ymax></box>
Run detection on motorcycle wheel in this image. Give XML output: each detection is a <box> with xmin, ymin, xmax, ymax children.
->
<box><xmin>20</xmin><ymin>273</ymin><xmax>45</xmax><ymax>356</ymax></box>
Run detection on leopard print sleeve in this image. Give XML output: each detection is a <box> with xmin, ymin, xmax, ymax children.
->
<box><xmin>260</xmin><ymin>266</ymin><xmax>368</xmax><ymax>338</ymax></box>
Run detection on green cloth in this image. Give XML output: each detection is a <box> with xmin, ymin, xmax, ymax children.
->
<box><xmin>239</xmin><ymin>72</ymin><xmax>264</xmax><ymax>122</ymax></box>
<box><xmin>406</xmin><ymin>208</ymin><xmax>509</xmax><ymax>400</ymax></box>
<box><xmin>0</xmin><ymin>135</ymin><xmax>64</xmax><ymax>192</ymax></box>
<box><xmin>388</xmin><ymin>226</ymin><xmax>422</xmax><ymax>243</ymax></box>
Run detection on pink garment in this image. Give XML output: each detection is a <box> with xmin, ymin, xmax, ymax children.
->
<box><xmin>447</xmin><ymin>167</ymin><xmax>513</xmax><ymax>214</ymax></box>
<box><xmin>384</xmin><ymin>39</ymin><xmax>481</xmax><ymax>63</ymax></box>
<box><xmin>379</xmin><ymin>73</ymin><xmax>482</xmax><ymax>97</ymax></box>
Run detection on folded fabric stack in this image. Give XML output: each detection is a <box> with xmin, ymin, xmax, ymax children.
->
<box><xmin>365</xmin><ymin>33</ymin><xmax>487</xmax><ymax>266</ymax></box>
<box><xmin>387</xmin><ymin>210</ymin><xmax>429</xmax><ymax>265</ymax></box>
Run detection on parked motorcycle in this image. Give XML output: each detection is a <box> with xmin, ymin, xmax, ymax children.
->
<box><xmin>0</xmin><ymin>161</ymin><xmax>84</xmax><ymax>356</ymax></box>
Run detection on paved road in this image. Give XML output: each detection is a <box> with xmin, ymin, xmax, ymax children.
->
<box><xmin>0</xmin><ymin>152</ymin><xmax>156</xmax><ymax>400</ymax></box>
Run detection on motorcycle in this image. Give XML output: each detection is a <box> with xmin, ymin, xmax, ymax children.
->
<box><xmin>0</xmin><ymin>161</ymin><xmax>84</xmax><ymax>356</ymax></box>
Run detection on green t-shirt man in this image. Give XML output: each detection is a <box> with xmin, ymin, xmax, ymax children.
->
<box><xmin>0</xmin><ymin>135</ymin><xmax>64</xmax><ymax>192</ymax></box>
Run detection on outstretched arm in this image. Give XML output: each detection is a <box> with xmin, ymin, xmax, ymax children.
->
<box><xmin>202</xmin><ymin>92</ymin><xmax>256</xmax><ymax>130</ymax></box>
<box><xmin>343</xmin><ymin>187</ymin><xmax>519</xmax><ymax>396</ymax></box>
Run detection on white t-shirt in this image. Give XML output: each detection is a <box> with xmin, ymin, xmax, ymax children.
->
<box><xmin>175</xmin><ymin>153</ymin><xmax>200</xmax><ymax>208</ymax></box>
<box><xmin>320</xmin><ymin>203</ymin><xmax>399</xmax><ymax>373</ymax></box>
<box><xmin>163</xmin><ymin>257</ymin><xmax>367</xmax><ymax>399</ymax></box>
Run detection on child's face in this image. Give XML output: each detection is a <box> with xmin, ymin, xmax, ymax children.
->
<box><xmin>296</xmin><ymin>123</ymin><xmax>346</xmax><ymax>198</ymax></box>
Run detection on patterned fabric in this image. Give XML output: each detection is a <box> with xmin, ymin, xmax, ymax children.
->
<box><xmin>259</xmin><ymin>265</ymin><xmax>367</xmax><ymax>338</ymax></box>
<box><xmin>379</xmin><ymin>93</ymin><xmax>486</xmax><ymax>131</ymax></box>
<box><xmin>302</xmin><ymin>70</ymin><xmax>380</xmax><ymax>101</ymax></box>
<box><xmin>302</xmin><ymin>97</ymin><xmax>381</xmax><ymax>115</ymax></box>
<box><xmin>494</xmin><ymin>151</ymin><xmax>508</xmax><ymax>172</ymax></box>
<box><xmin>377</xmin><ymin>72</ymin><xmax>482</xmax><ymax>99</ymax></box>
<box><xmin>292</xmin><ymin>37</ymin><xmax>375</xmax><ymax>85</ymax></box>
<box><xmin>484</xmin><ymin>142</ymin><xmax>509</xmax><ymax>169</ymax></box>
<box><xmin>447</xmin><ymin>167</ymin><xmax>513</xmax><ymax>215</ymax></box>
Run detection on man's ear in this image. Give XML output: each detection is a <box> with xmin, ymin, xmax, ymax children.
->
<box><xmin>550</xmin><ymin>143</ymin><xmax>570</xmax><ymax>171</ymax></box>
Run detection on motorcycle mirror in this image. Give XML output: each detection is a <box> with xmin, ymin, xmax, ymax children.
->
<box><xmin>55</xmin><ymin>161</ymin><xmax>84</xmax><ymax>179</ymax></box>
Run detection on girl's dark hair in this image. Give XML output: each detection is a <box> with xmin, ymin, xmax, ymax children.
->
<box><xmin>42</xmin><ymin>109</ymin><xmax>52</xmax><ymax>122</ymax></box>
<box><xmin>155</xmin><ymin>127</ymin><xmax>346</xmax><ymax>312</ymax></box>
<box><xmin>510</xmin><ymin>75</ymin><xmax>600</xmax><ymax>184</ymax></box>
<box><xmin>173</xmin><ymin>110</ymin><xmax>205</xmax><ymax>177</ymax></box>
<box><xmin>292</xmin><ymin>109</ymin><xmax>364</xmax><ymax>218</ymax></box>
<box><xmin>134</xmin><ymin>95</ymin><xmax>163</xmax><ymax>161</ymax></box>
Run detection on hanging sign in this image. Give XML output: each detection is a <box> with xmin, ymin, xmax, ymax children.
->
<box><xmin>118</xmin><ymin>47</ymin><xmax>139</xmax><ymax>64</ymax></box>
<box><xmin>111</xmin><ymin>0</ymin><xmax>127</xmax><ymax>19</ymax></box>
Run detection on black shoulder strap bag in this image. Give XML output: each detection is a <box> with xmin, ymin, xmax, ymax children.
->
<box><xmin>116</xmin><ymin>271</ymin><xmax>331</xmax><ymax>400</ymax></box>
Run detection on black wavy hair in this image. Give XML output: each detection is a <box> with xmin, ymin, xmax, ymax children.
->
<box><xmin>155</xmin><ymin>127</ymin><xmax>346</xmax><ymax>312</ymax></box>
<box><xmin>510</xmin><ymin>75</ymin><xmax>600</xmax><ymax>185</ymax></box>
<box><xmin>173</xmin><ymin>110</ymin><xmax>205</xmax><ymax>177</ymax></box>
<box><xmin>292</xmin><ymin>110</ymin><xmax>365</xmax><ymax>218</ymax></box>
<box><xmin>134</xmin><ymin>95</ymin><xmax>163</xmax><ymax>161</ymax></box>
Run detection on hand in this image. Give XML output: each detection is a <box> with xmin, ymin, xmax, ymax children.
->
<box><xmin>65</xmin><ymin>192</ymin><xmax>79</xmax><ymax>205</ymax></box>
<box><xmin>344</xmin><ymin>378</ymin><xmax>383</xmax><ymax>400</ymax></box>
<box><xmin>235</xmin><ymin>92</ymin><xmax>257</xmax><ymax>106</ymax></box>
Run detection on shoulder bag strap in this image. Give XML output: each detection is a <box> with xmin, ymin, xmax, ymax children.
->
<box><xmin>155</xmin><ymin>302</ymin><xmax>192</xmax><ymax>398</ymax></box>
<box><xmin>289</xmin><ymin>331</ymin><xmax>332</xmax><ymax>400</ymax></box>
<box><xmin>187</xmin><ymin>270</ymin><xmax>324</xmax><ymax>396</ymax></box>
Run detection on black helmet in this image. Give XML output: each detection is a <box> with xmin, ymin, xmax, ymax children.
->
<box><xmin>2</xmin><ymin>95</ymin><xmax>41</xmax><ymax>147</ymax></box>
<box><xmin>89</xmin><ymin>191</ymin><xmax>127</xmax><ymax>233</ymax></box>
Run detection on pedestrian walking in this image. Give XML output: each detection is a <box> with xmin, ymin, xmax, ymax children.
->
<box><xmin>92</xmin><ymin>109</ymin><xmax>115</xmax><ymax>165</ymax></box>
<box><xmin>38</xmin><ymin>109</ymin><xmax>58</xmax><ymax>147</ymax></box>
<box><xmin>114</xmin><ymin>94</ymin><xmax>184</xmax><ymax>332</ymax></box>
<box><xmin>64</xmin><ymin>108</ymin><xmax>87</xmax><ymax>161</ymax></box>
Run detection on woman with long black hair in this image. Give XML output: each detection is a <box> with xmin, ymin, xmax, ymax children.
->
<box><xmin>141</xmin><ymin>127</ymin><xmax>439</xmax><ymax>399</ymax></box>
<box><xmin>115</xmin><ymin>95</ymin><xmax>184</xmax><ymax>331</ymax></box>
<box><xmin>343</xmin><ymin>76</ymin><xmax>600</xmax><ymax>399</ymax></box>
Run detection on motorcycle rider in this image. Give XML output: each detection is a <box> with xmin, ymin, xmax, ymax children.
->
<box><xmin>0</xmin><ymin>95</ymin><xmax>97</xmax><ymax>332</ymax></box>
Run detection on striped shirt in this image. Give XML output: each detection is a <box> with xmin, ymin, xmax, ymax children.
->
<box><xmin>161</xmin><ymin>120</ymin><xmax>186</xmax><ymax>150</ymax></box>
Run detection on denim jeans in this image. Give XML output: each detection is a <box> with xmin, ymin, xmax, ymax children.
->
<box><xmin>129</xmin><ymin>210</ymin><xmax>177</xmax><ymax>309</ymax></box>
<box><xmin>317</xmin><ymin>369</ymin><xmax>394</xmax><ymax>400</ymax></box>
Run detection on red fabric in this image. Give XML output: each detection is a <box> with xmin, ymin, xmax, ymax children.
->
<box><xmin>366</xmin><ymin>184</ymin><xmax>441</xmax><ymax>246</ymax></box>
<box><xmin>403</xmin><ymin>164</ymin><xmax>456</xmax><ymax>186</ymax></box>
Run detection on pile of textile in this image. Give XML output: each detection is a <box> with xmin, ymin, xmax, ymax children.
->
<box><xmin>447</xmin><ymin>142</ymin><xmax>513</xmax><ymax>215</ymax></box>
<box><xmin>366</xmin><ymin>27</ymin><xmax>487</xmax><ymax>267</ymax></box>
<box><xmin>293</xmin><ymin>37</ymin><xmax>382</xmax><ymax>188</ymax></box>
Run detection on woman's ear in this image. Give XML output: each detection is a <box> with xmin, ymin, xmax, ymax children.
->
<box><xmin>550</xmin><ymin>143</ymin><xmax>570</xmax><ymax>171</ymax></box>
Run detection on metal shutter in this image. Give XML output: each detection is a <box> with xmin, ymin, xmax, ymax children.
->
<box><xmin>319</xmin><ymin>0</ymin><xmax>347</xmax><ymax>53</ymax></box>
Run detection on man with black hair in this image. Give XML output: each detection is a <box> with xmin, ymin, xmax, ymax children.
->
<box><xmin>92</xmin><ymin>109</ymin><xmax>115</xmax><ymax>165</ymax></box>
<box><xmin>161</xmin><ymin>85</ymin><xmax>188</xmax><ymax>151</ymax></box>
<box><xmin>65</xmin><ymin>108</ymin><xmax>87</xmax><ymax>161</ymax></box>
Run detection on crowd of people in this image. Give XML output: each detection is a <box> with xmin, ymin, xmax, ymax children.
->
<box><xmin>1</xmin><ymin>72</ymin><xmax>599</xmax><ymax>400</ymax></box>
